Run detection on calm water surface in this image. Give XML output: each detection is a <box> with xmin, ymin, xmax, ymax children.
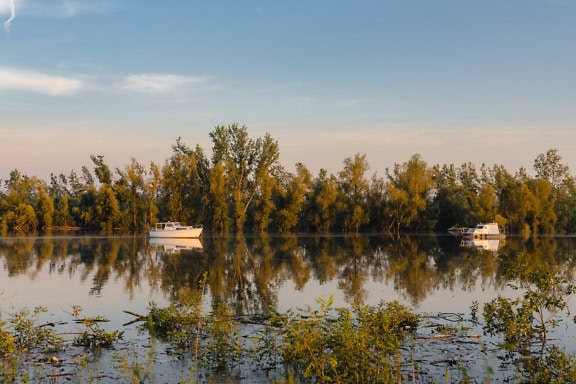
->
<box><xmin>1</xmin><ymin>233</ymin><xmax>575</xmax><ymax>382</ymax></box>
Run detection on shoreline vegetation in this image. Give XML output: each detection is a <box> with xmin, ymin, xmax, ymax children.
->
<box><xmin>2</xmin><ymin>125</ymin><xmax>576</xmax><ymax>237</ymax></box>
<box><xmin>1</xmin><ymin>265</ymin><xmax>575</xmax><ymax>383</ymax></box>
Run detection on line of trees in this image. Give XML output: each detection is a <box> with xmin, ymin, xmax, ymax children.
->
<box><xmin>1</xmin><ymin>124</ymin><xmax>576</xmax><ymax>235</ymax></box>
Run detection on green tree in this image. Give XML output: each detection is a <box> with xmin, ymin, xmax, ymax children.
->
<box><xmin>210</xmin><ymin>124</ymin><xmax>257</xmax><ymax>230</ymax></box>
<box><xmin>36</xmin><ymin>187</ymin><xmax>54</xmax><ymax>231</ymax></box>
<box><xmin>253</xmin><ymin>172</ymin><xmax>276</xmax><ymax>232</ymax></box>
<box><xmin>555</xmin><ymin>180</ymin><xmax>576</xmax><ymax>233</ymax></box>
<box><xmin>95</xmin><ymin>185</ymin><xmax>121</xmax><ymax>232</ymax></box>
<box><xmin>526</xmin><ymin>178</ymin><xmax>556</xmax><ymax>234</ymax></box>
<box><xmin>160</xmin><ymin>138</ymin><xmax>208</xmax><ymax>225</ymax></box>
<box><xmin>309</xmin><ymin>170</ymin><xmax>341</xmax><ymax>233</ymax></box>
<box><xmin>0</xmin><ymin>170</ymin><xmax>44</xmax><ymax>232</ymax></box>
<box><xmin>534</xmin><ymin>149</ymin><xmax>576</xmax><ymax>234</ymax></box>
<box><xmin>78</xmin><ymin>185</ymin><xmax>98</xmax><ymax>230</ymax></box>
<box><xmin>53</xmin><ymin>194</ymin><xmax>73</xmax><ymax>228</ymax></box>
<box><xmin>66</xmin><ymin>169</ymin><xmax>89</xmax><ymax>226</ymax></box>
<box><xmin>209</xmin><ymin>124</ymin><xmax>281</xmax><ymax>231</ymax></box>
<box><xmin>366</xmin><ymin>172</ymin><xmax>387</xmax><ymax>231</ymax></box>
<box><xmin>489</xmin><ymin>165</ymin><xmax>536</xmax><ymax>234</ymax></box>
<box><xmin>276</xmin><ymin>163</ymin><xmax>312</xmax><ymax>232</ymax></box>
<box><xmin>208</xmin><ymin>162</ymin><xmax>231</xmax><ymax>233</ymax></box>
<box><xmin>252</xmin><ymin>133</ymin><xmax>282</xmax><ymax>232</ymax></box>
<box><xmin>338</xmin><ymin>153</ymin><xmax>370</xmax><ymax>233</ymax></box>
<box><xmin>90</xmin><ymin>155</ymin><xmax>112</xmax><ymax>186</ymax></box>
<box><xmin>385</xmin><ymin>154</ymin><xmax>433</xmax><ymax>233</ymax></box>
<box><xmin>143</xmin><ymin>162</ymin><xmax>161</xmax><ymax>228</ymax></box>
<box><xmin>115</xmin><ymin>158</ymin><xmax>146</xmax><ymax>231</ymax></box>
<box><xmin>431</xmin><ymin>163</ymin><xmax>474</xmax><ymax>230</ymax></box>
<box><xmin>533</xmin><ymin>148</ymin><xmax>571</xmax><ymax>191</ymax></box>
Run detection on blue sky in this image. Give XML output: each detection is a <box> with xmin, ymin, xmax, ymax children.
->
<box><xmin>1</xmin><ymin>0</ymin><xmax>576</xmax><ymax>180</ymax></box>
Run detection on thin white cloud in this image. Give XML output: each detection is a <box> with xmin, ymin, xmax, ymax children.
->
<box><xmin>0</xmin><ymin>0</ymin><xmax>13</xmax><ymax>14</ymax></box>
<box><xmin>0</xmin><ymin>67</ymin><xmax>83</xmax><ymax>95</ymax></box>
<box><xmin>18</xmin><ymin>0</ymin><xmax>117</xmax><ymax>18</ymax></box>
<box><xmin>120</xmin><ymin>73</ymin><xmax>207</xmax><ymax>94</ymax></box>
<box><xmin>1</xmin><ymin>0</ymin><xmax>15</xmax><ymax>32</ymax></box>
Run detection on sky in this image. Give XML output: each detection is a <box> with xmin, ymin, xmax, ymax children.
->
<box><xmin>1</xmin><ymin>0</ymin><xmax>576</xmax><ymax>181</ymax></box>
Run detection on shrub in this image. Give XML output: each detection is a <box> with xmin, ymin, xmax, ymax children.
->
<box><xmin>274</xmin><ymin>296</ymin><xmax>419</xmax><ymax>383</ymax></box>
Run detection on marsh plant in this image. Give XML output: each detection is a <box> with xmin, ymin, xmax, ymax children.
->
<box><xmin>10</xmin><ymin>306</ymin><xmax>63</xmax><ymax>353</ymax></box>
<box><xmin>142</xmin><ymin>274</ymin><xmax>243</xmax><ymax>380</ymax></box>
<box><xmin>482</xmin><ymin>261</ymin><xmax>576</xmax><ymax>382</ymax></box>
<box><xmin>0</xmin><ymin>306</ymin><xmax>63</xmax><ymax>383</ymax></box>
<box><xmin>140</xmin><ymin>287</ymin><xmax>420</xmax><ymax>383</ymax></box>
<box><xmin>70</xmin><ymin>305</ymin><xmax>124</xmax><ymax>348</ymax></box>
<box><xmin>0</xmin><ymin>305</ymin><xmax>124</xmax><ymax>383</ymax></box>
<box><xmin>1</xmin><ymin>267</ymin><xmax>575</xmax><ymax>383</ymax></box>
<box><xmin>256</xmin><ymin>296</ymin><xmax>420</xmax><ymax>383</ymax></box>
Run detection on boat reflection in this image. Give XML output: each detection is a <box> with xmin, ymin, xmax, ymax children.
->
<box><xmin>149</xmin><ymin>237</ymin><xmax>203</xmax><ymax>253</ymax></box>
<box><xmin>460</xmin><ymin>238</ymin><xmax>502</xmax><ymax>252</ymax></box>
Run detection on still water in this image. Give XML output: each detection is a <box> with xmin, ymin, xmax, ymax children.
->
<box><xmin>1</xmin><ymin>233</ymin><xmax>575</xmax><ymax>381</ymax></box>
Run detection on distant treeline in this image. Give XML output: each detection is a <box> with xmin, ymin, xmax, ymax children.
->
<box><xmin>1</xmin><ymin>124</ymin><xmax>575</xmax><ymax>235</ymax></box>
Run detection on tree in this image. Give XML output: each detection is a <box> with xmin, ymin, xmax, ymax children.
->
<box><xmin>276</xmin><ymin>163</ymin><xmax>312</xmax><ymax>232</ymax></box>
<box><xmin>533</xmin><ymin>149</ymin><xmax>571</xmax><ymax>192</ymax></box>
<box><xmin>210</xmin><ymin>124</ymin><xmax>257</xmax><ymax>230</ymax></box>
<box><xmin>385</xmin><ymin>154</ymin><xmax>433</xmax><ymax>233</ymax></box>
<box><xmin>534</xmin><ymin>149</ymin><xmax>576</xmax><ymax>234</ymax></box>
<box><xmin>36</xmin><ymin>187</ymin><xmax>54</xmax><ymax>231</ymax></box>
<box><xmin>366</xmin><ymin>172</ymin><xmax>387</xmax><ymax>231</ymax></box>
<box><xmin>90</xmin><ymin>155</ymin><xmax>112</xmax><ymax>186</ymax></box>
<box><xmin>0</xmin><ymin>170</ymin><xmax>44</xmax><ymax>232</ymax></box>
<box><xmin>143</xmin><ymin>162</ymin><xmax>161</xmax><ymax>227</ymax></box>
<box><xmin>431</xmin><ymin>163</ymin><xmax>474</xmax><ymax>230</ymax></box>
<box><xmin>115</xmin><ymin>158</ymin><xmax>146</xmax><ymax>231</ymax></box>
<box><xmin>95</xmin><ymin>185</ymin><xmax>120</xmax><ymax>232</ymax></box>
<box><xmin>526</xmin><ymin>178</ymin><xmax>556</xmax><ymax>234</ymax></box>
<box><xmin>338</xmin><ymin>153</ymin><xmax>370</xmax><ymax>233</ymax></box>
<box><xmin>208</xmin><ymin>161</ymin><xmax>231</xmax><ymax>233</ymax></box>
<box><xmin>209</xmin><ymin>124</ymin><xmax>282</xmax><ymax>231</ymax></box>
<box><xmin>252</xmin><ymin>133</ymin><xmax>282</xmax><ymax>232</ymax></box>
<box><xmin>309</xmin><ymin>170</ymin><xmax>341</xmax><ymax>233</ymax></box>
<box><xmin>54</xmin><ymin>194</ymin><xmax>73</xmax><ymax>228</ymax></box>
<box><xmin>160</xmin><ymin>138</ymin><xmax>208</xmax><ymax>225</ymax></box>
<box><xmin>79</xmin><ymin>185</ymin><xmax>98</xmax><ymax>230</ymax></box>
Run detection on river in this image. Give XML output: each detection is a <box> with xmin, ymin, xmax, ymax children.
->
<box><xmin>1</xmin><ymin>233</ymin><xmax>575</xmax><ymax>382</ymax></box>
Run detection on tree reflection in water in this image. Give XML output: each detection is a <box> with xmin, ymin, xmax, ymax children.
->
<box><xmin>0</xmin><ymin>233</ymin><xmax>575</xmax><ymax>323</ymax></box>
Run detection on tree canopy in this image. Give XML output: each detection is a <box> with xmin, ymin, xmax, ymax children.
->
<box><xmin>1</xmin><ymin>125</ymin><xmax>575</xmax><ymax>235</ymax></box>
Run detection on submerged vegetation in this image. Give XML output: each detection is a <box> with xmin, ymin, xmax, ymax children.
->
<box><xmin>2</xmin><ymin>124</ymin><xmax>576</xmax><ymax>235</ymax></box>
<box><xmin>0</xmin><ymin>305</ymin><xmax>122</xmax><ymax>383</ymax></box>
<box><xmin>0</xmin><ymin>259</ymin><xmax>574</xmax><ymax>383</ymax></box>
<box><xmin>482</xmin><ymin>261</ymin><xmax>576</xmax><ymax>383</ymax></box>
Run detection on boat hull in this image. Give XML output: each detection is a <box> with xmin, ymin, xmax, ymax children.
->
<box><xmin>149</xmin><ymin>227</ymin><xmax>203</xmax><ymax>238</ymax></box>
<box><xmin>148</xmin><ymin>222</ymin><xmax>203</xmax><ymax>238</ymax></box>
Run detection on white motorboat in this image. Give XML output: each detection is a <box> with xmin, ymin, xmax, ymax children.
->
<box><xmin>148</xmin><ymin>222</ymin><xmax>203</xmax><ymax>238</ymax></box>
<box><xmin>462</xmin><ymin>223</ymin><xmax>504</xmax><ymax>239</ymax></box>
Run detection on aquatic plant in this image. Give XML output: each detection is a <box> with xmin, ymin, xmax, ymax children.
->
<box><xmin>71</xmin><ymin>306</ymin><xmax>124</xmax><ymax>349</ymax></box>
<box><xmin>483</xmin><ymin>262</ymin><xmax>576</xmax><ymax>382</ymax></box>
<box><xmin>270</xmin><ymin>296</ymin><xmax>419</xmax><ymax>383</ymax></box>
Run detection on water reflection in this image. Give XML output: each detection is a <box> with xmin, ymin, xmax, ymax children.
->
<box><xmin>460</xmin><ymin>238</ymin><xmax>502</xmax><ymax>252</ymax></box>
<box><xmin>1</xmin><ymin>234</ymin><xmax>575</xmax><ymax>316</ymax></box>
<box><xmin>149</xmin><ymin>237</ymin><xmax>203</xmax><ymax>253</ymax></box>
